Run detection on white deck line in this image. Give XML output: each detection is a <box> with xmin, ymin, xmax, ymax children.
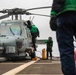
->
<box><xmin>2</xmin><ymin>59</ymin><xmax>39</xmax><ymax>75</ymax></box>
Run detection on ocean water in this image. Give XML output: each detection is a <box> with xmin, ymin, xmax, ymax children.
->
<box><xmin>36</xmin><ymin>44</ymin><xmax>60</xmax><ymax>58</ymax></box>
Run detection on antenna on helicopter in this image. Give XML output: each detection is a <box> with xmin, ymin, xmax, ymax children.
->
<box><xmin>31</xmin><ymin>16</ymin><xmax>35</xmax><ymax>25</ymax></box>
<box><xmin>31</xmin><ymin>16</ymin><xmax>34</xmax><ymax>22</ymax></box>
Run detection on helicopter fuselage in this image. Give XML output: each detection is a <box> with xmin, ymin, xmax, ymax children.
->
<box><xmin>0</xmin><ymin>20</ymin><xmax>33</xmax><ymax>60</ymax></box>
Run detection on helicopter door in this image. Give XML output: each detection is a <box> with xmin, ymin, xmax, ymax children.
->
<box><xmin>21</xmin><ymin>26</ymin><xmax>30</xmax><ymax>48</ymax></box>
<box><xmin>26</xmin><ymin>27</ymin><xmax>32</xmax><ymax>47</ymax></box>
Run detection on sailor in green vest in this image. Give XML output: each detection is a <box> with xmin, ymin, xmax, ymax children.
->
<box><xmin>50</xmin><ymin>0</ymin><xmax>76</xmax><ymax>75</ymax></box>
<box><xmin>26</xmin><ymin>20</ymin><xmax>40</xmax><ymax>51</ymax></box>
<box><xmin>45</xmin><ymin>37</ymin><xmax>53</xmax><ymax>60</ymax></box>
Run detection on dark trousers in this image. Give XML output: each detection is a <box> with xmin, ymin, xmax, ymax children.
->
<box><xmin>56</xmin><ymin>12</ymin><xmax>76</xmax><ymax>75</ymax></box>
<box><xmin>47</xmin><ymin>48</ymin><xmax>52</xmax><ymax>60</ymax></box>
<box><xmin>31</xmin><ymin>33</ymin><xmax>37</xmax><ymax>51</ymax></box>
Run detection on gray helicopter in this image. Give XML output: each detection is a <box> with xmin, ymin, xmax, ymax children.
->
<box><xmin>0</xmin><ymin>7</ymin><xmax>51</xmax><ymax>60</ymax></box>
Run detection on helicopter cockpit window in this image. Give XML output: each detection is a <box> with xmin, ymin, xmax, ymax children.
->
<box><xmin>0</xmin><ymin>25</ymin><xmax>12</xmax><ymax>36</ymax></box>
<box><xmin>10</xmin><ymin>25</ymin><xmax>22</xmax><ymax>35</ymax></box>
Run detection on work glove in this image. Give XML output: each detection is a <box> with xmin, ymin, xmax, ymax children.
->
<box><xmin>49</xmin><ymin>15</ymin><xmax>58</xmax><ymax>31</ymax></box>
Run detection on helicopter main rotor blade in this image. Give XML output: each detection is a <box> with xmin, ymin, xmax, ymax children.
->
<box><xmin>25</xmin><ymin>12</ymin><xmax>51</xmax><ymax>17</ymax></box>
<box><xmin>25</xmin><ymin>6</ymin><xmax>52</xmax><ymax>11</ymax></box>
<box><xmin>0</xmin><ymin>6</ymin><xmax>52</xmax><ymax>15</ymax></box>
<box><xmin>0</xmin><ymin>14</ymin><xmax>10</xmax><ymax>19</ymax></box>
<box><xmin>0</xmin><ymin>6</ymin><xmax>52</xmax><ymax>20</ymax></box>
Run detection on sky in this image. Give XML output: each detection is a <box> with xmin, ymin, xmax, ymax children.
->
<box><xmin>0</xmin><ymin>0</ymin><xmax>60</xmax><ymax>57</ymax></box>
<box><xmin>0</xmin><ymin>0</ymin><xmax>53</xmax><ymax>39</ymax></box>
<box><xmin>0</xmin><ymin>0</ymin><xmax>56</xmax><ymax>39</ymax></box>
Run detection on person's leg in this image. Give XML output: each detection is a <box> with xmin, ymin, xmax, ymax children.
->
<box><xmin>32</xmin><ymin>36</ymin><xmax>36</xmax><ymax>51</ymax></box>
<box><xmin>73</xmin><ymin>21</ymin><xmax>76</xmax><ymax>75</ymax></box>
<box><xmin>56</xmin><ymin>13</ymin><xmax>75</xmax><ymax>75</ymax></box>
<box><xmin>50</xmin><ymin>53</ymin><xmax>52</xmax><ymax>60</ymax></box>
<box><xmin>50</xmin><ymin>50</ymin><xmax>52</xmax><ymax>60</ymax></box>
<box><xmin>47</xmin><ymin>48</ymin><xmax>49</xmax><ymax>59</ymax></box>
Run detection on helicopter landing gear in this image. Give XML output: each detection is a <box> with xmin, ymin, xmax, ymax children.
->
<box><xmin>26</xmin><ymin>47</ymin><xmax>36</xmax><ymax>60</ymax></box>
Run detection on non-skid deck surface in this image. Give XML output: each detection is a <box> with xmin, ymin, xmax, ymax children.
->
<box><xmin>16</xmin><ymin>59</ymin><xmax>63</xmax><ymax>75</ymax></box>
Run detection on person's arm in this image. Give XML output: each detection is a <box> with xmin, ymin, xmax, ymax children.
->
<box><xmin>44</xmin><ymin>40</ymin><xmax>48</xmax><ymax>43</ymax></box>
<box><xmin>37</xmin><ymin>28</ymin><xmax>40</xmax><ymax>37</ymax></box>
<box><xmin>51</xmin><ymin>0</ymin><xmax>65</xmax><ymax>16</ymax></box>
<box><xmin>50</xmin><ymin>0</ymin><xmax>65</xmax><ymax>31</ymax></box>
<box><xmin>24</xmin><ymin>22</ymin><xmax>28</xmax><ymax>26</ymax></box>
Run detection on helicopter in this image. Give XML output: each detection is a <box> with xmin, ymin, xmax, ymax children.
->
<box><xmin>0</xmin><ymin>6</ymin><xmax>51</xmax><ymax>60</ymax></box>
